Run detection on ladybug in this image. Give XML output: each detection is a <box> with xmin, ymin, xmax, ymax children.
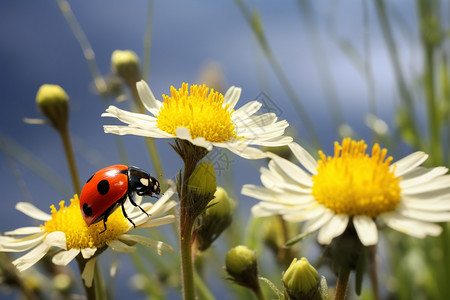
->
<box><xmin>80</xmin><ymin>165</ymin><xmax>160</xmax><ymax>233</ymax></box>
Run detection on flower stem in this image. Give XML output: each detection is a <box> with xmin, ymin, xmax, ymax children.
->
<box><xmin>334</xmin><ymin>268</ymin><xmax>350</xmax><ymax>300</ymax></box>
<box><xmin>58</xmin><ymin>127</ymin><xmax>81</xmax><ymax>195</ymax></box>
<box><xmin>75</xmin><ymin>256</ymin><xmax>97</xmax><ymax>300</ymax></box>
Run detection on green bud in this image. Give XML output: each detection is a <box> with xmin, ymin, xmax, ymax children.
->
<box><xmin>283</xmin><ymin>257</ymin><xmax>321</xmax><ymax>300</ymax></box>
<box><xmin>196</xmin><ymin>187</ymin><xmax>236</xmax><ymax>251</ymax></box>
<box><xmin>186</xmin><ymin>161</ymin><xmax>217</xmax><ymax>218</ymax></box>
<box><xmin>36</xmin><ymin>84</ymin><xmax>69</xmax><ymax>131</ymax></box>
<box><xmin>225</xmin><ymin>245</ymin><xmax>260</xmax><ymax>290</ymax></box>
<box><xmin>111</xmin><ymin>50</ymin><xmax>141</xmax><ymax>85</ymax></box>
<box><xmin>188</xmin><ymin>162</ymin><xmax>217</xmax><ymax>198</ymax></box>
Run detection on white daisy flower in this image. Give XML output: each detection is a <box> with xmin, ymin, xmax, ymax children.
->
<box><xmin>102</xmin><ymin>81</ymin><xmax>292</xmax><ymax>159</ymax></box>
<box><xmin>0</xmin><ymin>188</ymin><xmax>177</xmax><ymax>287</ymax></box>
<box><xmin>242</xmin><ymin>138</ymin><xmax>450</xmax><ymax>246</ymax></box>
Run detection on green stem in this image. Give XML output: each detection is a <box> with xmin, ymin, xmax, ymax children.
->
<box><xmin>234</xmin><ymin>0</ymin><xmax>321</xmax><ymax>149</ymax></box>
<box><xmin>374</xmin><ymin>0</ymin><xmax>420</xmax><ymax>149</ymax></box>
<box><xmin>253</xmin><ymin>284</ymin><xmax>266</xmax><ymax>300</ymax></box>
<box><xmin>180</xmin><ymin>213</ymin><xmax>195</xmax><ymax>300</ymax></box>
<box><xmin>334</xmin><ymin>268</ymin><xmax>350</xmax><ymax>300</ymax></box>
<box><xmin>76</xmin><ymin>256</ymin><xmax>97</xmax><ymax>300</ymax></box>
<box><xmin>368</xmin><ymin>245</ymin><xmax>380</xmax><ymax>300</ymax></box>
<box><xmin>417</xmin><ymin>0</ymin><xmax>442</xmax><ymax>165</ymax></box>
<box><xmin>193</xmin><ymin>261</ymin><xmax>216</xmax><ymax>300</ymax></box>
<box><xmin>142</xmin><ymin>0</ymin><xmax>154</xmax><ymax>82</ymax></box>
<box><xmin>58</xmin><ymin>127</ymin><xmax>81</xmax><ymax>195</ymax></box>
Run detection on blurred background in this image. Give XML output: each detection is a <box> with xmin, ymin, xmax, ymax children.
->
<box><xmin>0</xmin><ymin>0</ymin><xmax>449</xmax><ymax>299</ymax></box>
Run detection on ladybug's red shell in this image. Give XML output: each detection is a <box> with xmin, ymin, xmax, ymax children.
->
<box><xmin>80</xmin><ymin>164</ymin><xmax>129</xmax><ymax>226</ymax></box>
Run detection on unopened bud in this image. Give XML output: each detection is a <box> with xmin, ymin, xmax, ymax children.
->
<box><xmin>186</xmin><ymin>162</ymin><xmax>217</xmax><ymax>218</ymax></box>
<box><xmin>111</xmin><ymin>50</ymin><xmax>141</xmax><ymax>86</ymax></box>
<box><xmin>196</xmin><ymin>187</ymin><xmax>236</xmax><ymax>251</ymax></box>
<box><xmin>283</xmin><ymin>257</ymin><xmax>322</xmax><ymax>300</ymax></box>
<box><xmin>36</xmin><ymin>84</ymin><xmax>69</xmax><ymax>131</ymax></box>
<box><xmin>225</xmin><ymin>245</ymin><xmax>260</xmax><ymax>290</ymax></box>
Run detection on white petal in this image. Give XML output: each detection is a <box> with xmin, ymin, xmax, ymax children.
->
<box><xmin>381</xmin><ymin>212</ymin><xmax>442</xmax><ymax>238</ymax></box>
<box><xmin>0</xmin><ymin>232</ymin><xmax>46</xmax><ymax>252</ymax></box>
<box><xmin>269</xmin><ymin>155</ymin><xmax>313</xmax><ymax>187</ymax></box>
<box><xmin>393</xmin><ymin>151</ymin><xmax>428</xmax><ymax>177</ymax></box>
<box><xmin>400</xmin><ymin>166</ymin><xmax>448</xmax><ymax>188</ymax></box>
<box><xmin>136</xmin><ymin>80</ymin><xmax>163</xmax><ymax>115</ymax></box>
<box><xmin>103</xmin><ymin>125</ymin><xmax>173</xmax><ymax>138</ymax></box>
<box><xmin>288</xmin><ymin>142</ymin><xmax>318</xmax><ymax>175</ymax></box>
<box><xmin>353</xmin><ymin>216</ymin><xmax>378</xmax><ymax>246</ymax></box>
<box><xmin>303</xmin><ymin>208</ymin><xmax>335</xmax><ymax>233</ymax></box>
<box><xmin>5</xmin><ymin>227</ymin><xmax>43</xmax><ymax>235</ymax></box>
<box><xmin>223</xmin><ymin>86</ymin><xmax>241</xmax><ymax>109</ymax></box>
<box><xmin>81</xmin><ymin>247</ymin><xmax>97</xmax><ymax>259</ymax></box>
<box><xmin>12</xmin><ymin>232</ymin><xmax>65</xmax><ymax>271</ymax></box>
<box><xmin>251</xmin><ymin>204</ymin><xmax>278</xmax><ymax>217</ymax></box>
<box><xmin>137</xmin><ymin>215</ymin><xmax>176</xmax><ymax>229</ymax></box>
<box><xmin>231</xmin><ymin>101</ymin><xmax>262</xmax><ymax>121</ymax></box>
<box><xmin>175</xmin><ymin>127</ymin><xmax>213</xmax><ymax>151</ymax></box>
<box><xmin>81</xmin><ymin>257</ymin><xmax>97</xmax><ymax>288</ymax></box>
<box><xmin>103</xmin><ymin>105</ymin><xmax>158</xmax><ymax>126</ymax></box>
<box><xmin>52</xmin><ymin>248</ymin><xmax>80</xmax><ymax>266</ymax></box>
<box><xmin>118</xmin><ymin>234</ymin><xmax>173</xmax><ymax>255</ymax></box>
<box><xmin>107</xmin><ymin>239</ymin><xmax>136</xmax><ymax>253</ymax></box>
<box><xmin>396</xmin><ymin>204</ymin><xmax>450</xmax><ymax>222</ymax></box>
<box><xmin>402</xmin><ymin>175</ymin><xmax>450</xmax><ymax>195</ymax></box>
<box><xmin>15</xmin><ymin>202</ymin><xmax>51</xmax><ymax>221</ymax></box>
<box><xmin>317</xmin><ymin>214</ymin><xmax>349</xmax><ymax>245</ymax></box>
<box><xmin>220</xmin><ymin>143</ymin><xmax>267</xmax><ymax>159</ymax></box>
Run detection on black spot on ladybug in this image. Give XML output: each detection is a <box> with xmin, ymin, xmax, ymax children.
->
<box><xmin>86</xmin><ymin>174</ymin><xmax>94</xmax><ymax>183</ymax></box>
<box><xmin>97</xmin><ymin>179</ymin><xmax>110</xmax><ymax>195</ymax></box>
<box><xmin>83</xmin><ymin>203</ymin><xmax>93</xmax><ymax>217</ymax></box>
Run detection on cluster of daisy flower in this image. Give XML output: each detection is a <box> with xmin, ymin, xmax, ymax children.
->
<box><xmin>1</xmin><ymin>79</ymin><xmax>449</xmax><ymax>299</ymax></box>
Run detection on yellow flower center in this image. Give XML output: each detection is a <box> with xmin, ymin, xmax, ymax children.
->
<box><xmin>43</xmin><ymin>195</ymin><xmax>130</xmax><ymax>249</ymax></box>
<box><xmin>156</xmin><ymin>83</ymin><xmax>236</xmax><ymax>142</ymax></box>
<box><xmin>311</xmin><ymin>139</ymin><xmax>401</xmax><ymax>217</ymax></box>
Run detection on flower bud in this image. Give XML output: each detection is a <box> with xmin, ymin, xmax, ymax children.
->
<box><xmin>36</xmin><ymin>84</ymin><xmax>69</xmax><ymax>131</ymax></box>
<box><xmin>196</xmin><ymin>187</ymin><xmax>236</xmax><ymax>251</ymax></box>
<box><xmin>283</xmin><ymin>257</ymin><xmax>322</xmax><ymax>300</ymax></box>
<box><xmin>225</xmin><ymin>245</ymin><xmax>260</xmax><ymax>290</ymax></box>
<box><xmin>187</xmin><ymin>162</ymin><xmax>217</xmax><ymax>217</ymax></box>
<box><xmin>111</xmin><ymin>50</ymin><xmax>141</xmax><ymax>86</ymax></box>
<box><xmin>188</xmin><ymin>162</ymin><xmax>217</xmax><ymax>198</ymax></box>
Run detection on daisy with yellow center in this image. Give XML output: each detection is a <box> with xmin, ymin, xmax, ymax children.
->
<box><xmin>0</xmin><ymin>189</ymin><xmax>176</xmax><ymax>286</ymax></box>
<box><xmin>242</xmin><ymin>138</ymin><xmax>450</xmax><ymax>246</ymax></box>
<box><xmin>102</xmin><ymin>81</ymin><xmax>292</xmax><ymax>159</ymax></box>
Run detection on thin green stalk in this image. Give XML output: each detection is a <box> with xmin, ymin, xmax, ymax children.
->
<box><xmin>193</xmin><ymin>262</ymin><xmax>216</xmax><ymax>300</ymax></box>
<box><xmin>234</xmin><ymin>0</ymin><xmax>321</xmax><ymax>149</ymax></box>
<box><xmin>56</xmin><ymin>0</ymin><xmax>129</xmax><ymax>165</ymax></box>
<box><xmin>374</xmin><ymin>0</ymin><xmax>421</xmax><ymax>148</ymax></box>
<box><xmin>76</xmin><ymin>256</ymin><xmax>97</xmax><ymax>300</ymax></box>
<box><xmin>142</xmin><ymin>0</ymin><xmax>154</xmax><ymax>82</ymax></box>
<box><xmin>93</xmin><ymin>263</ymin><xmax>106</xmax><ymax>300</ymax></box>
<box><xmin>296</xmin><ymin>0</ymin><xmax>344</xmax><ymax>134</ymax></box>
<box><xmin>334</xmin><ymin>268</ymin><xmax>350</xmax><ymax>300</ymax></box>
<box><xmin>180</xmin><ymin>214</ymin><xmax>195</xmax><ymax>300</ymax></box>
<box><xmin>417</xmin><ymin>0</ymin><xmax>442</xmax><ymax>165</ymax></box>
<box><xmin>58</xmin><ymin>127</ymin><xmax>81</xmax><ymax>195</ymax></box>
<box><xmin>179</xmin><ymin>159</ymin><xmax>198</xmax><ymax>300</ymax></box>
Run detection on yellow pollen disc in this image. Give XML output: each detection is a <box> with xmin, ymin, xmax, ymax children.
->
<box><xmin>311</xmin><ymin>138</ymin><xmax>401</xmax><ymax>217</ymax></box>
<box><xmin>43</xmin><ymin>195</ymin><xmax>130</xmax><ymax>249</ymax></box>
<box><xmin>156</xmin><ymin>83</ymin><xmax>236</xmax><ymax>142</ymax></box>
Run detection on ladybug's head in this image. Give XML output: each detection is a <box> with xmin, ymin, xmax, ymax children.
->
<box><xmin>128</xmin><ymin>166</ymin><xmax>161</xmax><ymax>197</ymax></box>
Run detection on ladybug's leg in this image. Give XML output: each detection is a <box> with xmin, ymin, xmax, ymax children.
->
<box><xmin>121</xmin><ymin>198</ymin><xmax>136</xmax><ymax>228</ymax></box>
<box><xmin>100</xmin><ymin>218</ymin><xmax>108</xmax><ymax>234</ymax></box>
<box><xmin>128</xmin><ymin>192</ymin><xmax>150</xmax><ymax>217</ymax></box>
